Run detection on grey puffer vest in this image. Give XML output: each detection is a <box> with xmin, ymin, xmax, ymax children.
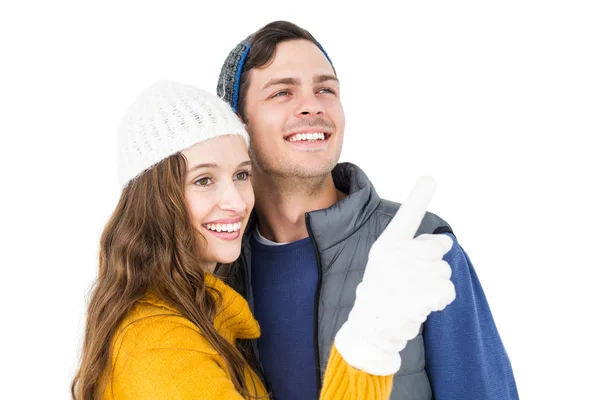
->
<box><xmin>238</xmin><ymin>162</ymin><xmax>452</xmax><ymax>399</ymax></box>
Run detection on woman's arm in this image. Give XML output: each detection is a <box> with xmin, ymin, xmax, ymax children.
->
<box><xmin>320</xmin><ymin>344</ymin><xmax>393</xmax><ymax>399</ymax></box>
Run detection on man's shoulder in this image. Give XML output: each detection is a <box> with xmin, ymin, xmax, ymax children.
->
<box><xmin>333</xmin><ymin>162</ymin><xmax>450</xmax><ymax>230</ymax></box>
<box><xmin>376</xmin><ymin>197</ymin><xmax>462</xmax><ymax>262</ymax></box>
<box><xmin>376</xmin><ymin>196</ymin><xmax>453</xmax><ymax>236</ymax></box>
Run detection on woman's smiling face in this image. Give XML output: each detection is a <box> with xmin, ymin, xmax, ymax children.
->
<box><xmin>181</xmin><ymin>135</ymin><xmax>254</xmax><ymax>268</ymax></box>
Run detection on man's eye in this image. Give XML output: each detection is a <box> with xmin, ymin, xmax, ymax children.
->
<box><xmin>273</xmin><ymin>91</ymin><xmax>290</xmax><ymax>97</ymax></box>
<box><xmin>194</xmin><ymin>177</ymin><xmax>212</xmax><ymax>186</ymax></box>
<box><xmin>318</xmin><ymin>88</ymin><xmax>335</xmax><ymax>94</ymax></box>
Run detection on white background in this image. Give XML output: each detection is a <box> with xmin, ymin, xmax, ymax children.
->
<box><xmin>1</xmin><ymin>1</ymin><xmax>599</xmax><ymax>399</ymax></box>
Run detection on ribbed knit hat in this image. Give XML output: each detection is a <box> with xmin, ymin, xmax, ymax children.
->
<box><xmin>216</xmin><ymin>35</ymin><xmax>252</xmax><ymax>114</ymax></box>
<box><xmin>216</xmin><ymin>31</ymin><xmax>333</xmax><ymax>113</ymax></box>
<box><xmin>117</xmin><ymin>79</ymin><xmax>249</xmax><ymax>187</ymax></box>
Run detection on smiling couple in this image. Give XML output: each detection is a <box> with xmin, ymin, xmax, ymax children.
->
<box><xmin>72</xmin><ymin>20</ymin><xmax>518</xmax><ymax>400</ymax></box>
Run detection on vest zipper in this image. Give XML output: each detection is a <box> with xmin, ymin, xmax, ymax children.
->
<box><xmin>305</xmin><ymin>213</ymin><xmax>323</xmax><ymax>392</ymax></box>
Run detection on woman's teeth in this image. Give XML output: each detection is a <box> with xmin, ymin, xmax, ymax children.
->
<box><xmin>203</xmin><ymin>222</ymin><xmax>242</xmax><ymax>233</ymax></box>
<box><xmin>288</xmin><ymin>132</ymin><xmax>326</xmax><ymax>142</ymax></box>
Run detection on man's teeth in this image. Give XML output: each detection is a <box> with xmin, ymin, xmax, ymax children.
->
<box><xmin>288</xmin><ymin>132</ymin><xmax>326</xmax><ymax>142</ymax></box>
<box><xmin>204</xmin><ymin>222</ymin><xmax>242</xmax><ymax>233</ymax></box>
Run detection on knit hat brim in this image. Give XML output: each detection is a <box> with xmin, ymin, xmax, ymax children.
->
<box><xmin>117</xmin><ymin>79</ymin><xmax>249</xmax><ymax>187</ymax></box>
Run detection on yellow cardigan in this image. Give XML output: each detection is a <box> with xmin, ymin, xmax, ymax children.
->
<box><xmin>102</xmin><ymin>274</ymin><xmax>392</xmax><ymax>399</ymax></box>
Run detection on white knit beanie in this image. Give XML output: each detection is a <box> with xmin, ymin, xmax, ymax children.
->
<box><xmin>117</xmin><ymin>79</ymin><xmax>249</xmax><ymax>187</ymax></box>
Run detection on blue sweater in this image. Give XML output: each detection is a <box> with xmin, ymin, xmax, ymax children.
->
<box><xmin>424</xmin><ymin>233</ymin><xmax>519</xmax><ymax>399</ymax></box>
<box><xmin>250</xmin><ymin>235</ymin><xmax>319</xmax><ymax>400</ymax></box>
<box><xmin>251</xmin><ymin>232</ymin><xmax>518</xmax><ymax>399</ymax></box>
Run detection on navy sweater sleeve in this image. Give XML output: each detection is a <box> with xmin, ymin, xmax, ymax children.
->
<box><xmin>424</xmin><ymin>233</ymin><xmax>519</xmax><ymax>399</ymax></box>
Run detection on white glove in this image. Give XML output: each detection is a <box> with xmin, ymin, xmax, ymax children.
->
<box><xmin>335</xmin><ymin>176</ymin><xmax>456</xmax><ymax>376</ymax></box>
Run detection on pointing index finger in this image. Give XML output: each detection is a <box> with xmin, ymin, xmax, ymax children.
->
<box><xmin>389</xmin><ymin>176</ymin><xmax>437</xmax><ymax>240</ymax></box>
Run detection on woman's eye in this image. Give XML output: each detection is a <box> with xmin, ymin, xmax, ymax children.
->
<box><xmin>235</xmin><ymin>171</ymin><xmax>250</xmax><ymax>180</ymax></box>
<box><xmin>194</xmin><ymin>177</ymin><xmax>212</xmax><ymax>186</ymax></box>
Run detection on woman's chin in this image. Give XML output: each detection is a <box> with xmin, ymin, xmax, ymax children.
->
<box><xmin>213</xmin><ymin>250</ymin><xmax>242</xmax><ymax>265</ymax></box>
<box><xmin>199</xmin><ymin>238</ymin><xmax>242</xmax><ymax>266</ymax></box>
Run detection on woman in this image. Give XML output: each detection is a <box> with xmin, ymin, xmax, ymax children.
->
<box><xmin>71</xmin><ymin>80</ymin><xmax>394</xmax><ymax>399</ymax></box>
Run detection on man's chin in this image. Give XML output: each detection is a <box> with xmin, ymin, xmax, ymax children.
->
<box><xmin>302</xmin><ymin>159</ymin><xmax>338</xmax><ymax>175</ymax></box>
<box><xmin>252</xmin><ymin>152</ymin><xmax>338</xmax><ymax>180</ymax></box>
<box><xmin>274</xmin><ymin>162</ymin><xmax>336</xmax><ymax>179</ymax></box>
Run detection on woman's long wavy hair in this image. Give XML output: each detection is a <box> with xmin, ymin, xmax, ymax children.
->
<box><xmin>71</xmin><ymin>153</ymin><xmax>260</xmax><ymax>399</ymax></box>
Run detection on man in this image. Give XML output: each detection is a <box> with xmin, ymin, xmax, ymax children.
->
<box><xmin>217</xmin><ymin>21</ymin><xmax>518</xmax><ymax>399</ymax></box>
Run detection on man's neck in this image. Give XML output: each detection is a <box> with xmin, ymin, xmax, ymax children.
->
<box><xmin>252</xmin><ymin>171</ymin><xmax>346</xmax><ymax>243</ymax></box>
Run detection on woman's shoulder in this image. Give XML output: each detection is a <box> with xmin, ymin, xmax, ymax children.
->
<box><xmin>121</xmin><ymin>290</ymin><xmax>182</xmax><ymax>324</ymax></box>
<box><xmin>111</xmin><ymin>292</ymin><xmax>218</xmax><ymax>358</ymax></box>
<box><xmin>103</xmin><ymin>292</ymin><xmax>233</xmax><ymax>399</ymax></box>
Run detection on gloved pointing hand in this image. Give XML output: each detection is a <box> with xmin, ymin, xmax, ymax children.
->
<box><xmin>335</xmin><ymin>176</ymin><xmax>456</xmax><ymax>376</ymax></box>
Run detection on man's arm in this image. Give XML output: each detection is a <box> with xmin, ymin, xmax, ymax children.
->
<box><xmin>424</xmin><ymin>233</ymin><xmax>519</xmax><ymax>399</ymax></box>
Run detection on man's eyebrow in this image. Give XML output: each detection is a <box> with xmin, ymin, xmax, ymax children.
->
<box><xmin>314</xmin><ymin>74</ymin><xmax>339</xmax><ymax>84</ymax></box>
<box><xmin>262</xmin><ymin>75</ymin><xmax>339</xmax><ymax>91</ymax></box>
<box><xmin>262</xmin><ymin>77</ymin><xmax>300</xmax><ymax>90</ymax></box>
